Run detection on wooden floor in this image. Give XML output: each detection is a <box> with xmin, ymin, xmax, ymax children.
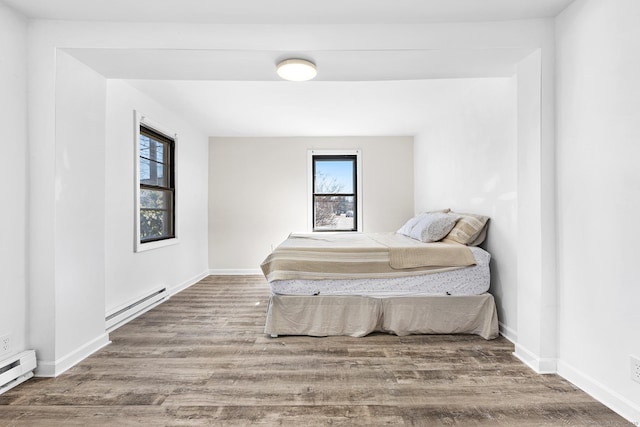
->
<box><xmin>0</xmin><ymin>276</ymin><xmax>631</xmax><ymax>426</ymax></box>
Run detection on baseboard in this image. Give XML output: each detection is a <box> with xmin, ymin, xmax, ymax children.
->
<box><xmin>35</xmin><ymin>333</ymin><xmax>111</xmax><ymax>377</ymax></box>
<box><xmin>557</xmin><ymin>360</ymin><xmax>640</xmax><ymax>424</ymax></box>
<box><xmin>106</xmin><ymin>286</ymin><xmax>168</xmax><ymax>332</ymax></box>
<box><xmin>107</xmin><ymin>269</ymin><xmax>210</xmax><ymax>333</ymax></box>
<box><xmin>36</xmin><ymin>270</ymin><xmax>211</xmax><ymax>378</ymax></box>
<box><xmin>513</xmin><ymin>343</ymin><xmax>557</xmax><ymax>374</ymax></box>
<box><xmin>498</xmin><ymin>322</ymin><xmax>517</xmax><ymax>344</ymax></box>
<box><xmin>169</xmin><ymin>269</ymin><xmax>210</xmax><ymax>296</ymax></box>
<box><xmin>208</xmin><ymin>269</ymin><xmax>262</xmax><ymax>276</ymax></box>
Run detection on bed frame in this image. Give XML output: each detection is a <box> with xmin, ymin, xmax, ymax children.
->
<box><xmin>265</xmin><ymin>293</ymin><xmax>499</xmax><ymax>340</ymax></box>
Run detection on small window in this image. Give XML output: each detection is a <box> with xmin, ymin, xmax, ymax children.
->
<box><xmin>135</xmin><ymin>112</ymin><xmax>177</xmax><ymax>251</ymax></box>
<box><xmin>309</xmin><ymin>150</ymin><xmax>362</xmax><ymax>232</ymax></box>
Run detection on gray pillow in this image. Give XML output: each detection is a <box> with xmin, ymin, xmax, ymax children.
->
<box><xmin>397</xmin><ymin>209</ymin><xmax>450</xmax><ymax>237</ymax></box>
<box><xmin>399</xmin><ymin>212</ymin><xmax>458</xmax><ymax>243</ymax></box>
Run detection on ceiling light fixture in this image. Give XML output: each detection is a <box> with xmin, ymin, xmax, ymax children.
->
<box><xmin>276</xmin><ymin>58</ymin><xmax>317</xmax><ymax>82</ymax></box>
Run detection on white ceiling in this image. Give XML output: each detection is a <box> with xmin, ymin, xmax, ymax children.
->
<box><xmin>125</xmin><ymin>79</ymin><xmax>508</xmax><ymax>137</ymax></box>
<box><xmin>8</xmin><ymin>0</ymin><xmax>574</xmax><ymax>136</ymax></box>
<box><xmin>4</xmin><ymin>0</ymin><xmax>575</xmax><ymax>24</ymax></box>
<box><xmin>67</xmin><ymin>48</ymin><xmax>529</xmax><ymax>81</ymax></box>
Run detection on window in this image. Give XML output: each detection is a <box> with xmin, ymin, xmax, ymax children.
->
<box><xmin>135</xmin><ymin>112</ymin><xmax>177</xmax><ymax>252</ymax></box>
<box><xmin>309</xmin><ymin>150</ymin><xmax>362</xmax><ymax>232</ymax></box>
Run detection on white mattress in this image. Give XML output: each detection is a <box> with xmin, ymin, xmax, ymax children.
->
<box><xmin>270</xmin><ymin>246</ymin><xmax>490</xmax><ymax>297</ymax></box>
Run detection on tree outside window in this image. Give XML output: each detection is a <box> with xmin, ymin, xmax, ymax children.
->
<box><xmin>312</xmin><ymin>155</ymin><xmax>357</xmax><ymax>232</ymax></box>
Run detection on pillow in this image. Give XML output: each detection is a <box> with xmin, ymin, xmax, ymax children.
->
<box><xmin>467</xmin><ymin>225</ymin><xmax>488</xmax><ymax>246</ymax></box>
<box><xmin>397</xmin><ymin>209</ymin><xmax>451</xmax><ymax>238</ymax></box>
<box><xmin>397</xmin><ymin>214</ymin><xmax>424</xmax><ymax>236</ymax></box>
<box><xmin>400</xmin><ymin>212</ymin><xmax>459</xmax><ymax>243</ymax></box>
<box><xmin>443</xmin><ymin>212</ymin><xmax>489</xmax><ymax>245</ymax></box>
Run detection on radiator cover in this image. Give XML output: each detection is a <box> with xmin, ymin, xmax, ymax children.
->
<box><xmin>105</xmin><ymin>287</ymin><xmax>167</xmax><ymax>332</ymax></box>
<box><xmin>0</xmin><ymin>350</ymin><xmax>37</xmax><ymax>395</ymax></box>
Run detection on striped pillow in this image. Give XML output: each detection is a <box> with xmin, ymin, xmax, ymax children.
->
<box><xmin>443</xmin><ymin>213</ymin><xmax>489</xmax><ymax>245</ymax></box>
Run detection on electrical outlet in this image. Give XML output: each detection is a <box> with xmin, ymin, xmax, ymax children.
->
<box><xmin>631</xmin><ymin>355</ymin><xmax>640</xmax><ymax>384</ymax></box>
<box><xmin>0</xmin><ymin>334</ymin><xmax>10</xmax><ymax>356</ymax></box>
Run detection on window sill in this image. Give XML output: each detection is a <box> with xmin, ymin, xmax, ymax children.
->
<box><xmin>135</xmin><ymin>237</ymin><xmax>179</xmax><ymax>253</ymax></box>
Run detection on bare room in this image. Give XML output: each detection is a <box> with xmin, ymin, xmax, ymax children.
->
<box><xmin>0</xmin><ymin>0</ymin><xmax>638</xmax><ymax>425</ymax></box>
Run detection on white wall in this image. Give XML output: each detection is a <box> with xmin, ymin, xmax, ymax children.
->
<box><xmin>0</xmin><ymin>3</ymin><xmax>27</xmax><ymax>359</ymax></box>
<box><xmin>50</xmin><ymin>51</ymin><xmax>108</xmax><ymax>372</ymax></box>
<box><xmin>556</xmin><ymin>0</ymin><xmax>640</xmax><ymax>421</ymax></box>
<box><xmin>413</xmin><ymin>77</ymin><xmax>518</xmax><ymax>334</ymax></box>
<box><xmin>105</xmin><ymin>79</ymin><xmax>209</xmax><ymax>311</ymax></box>
<box><xmin>208</xmin><ymin>136</ymin><xmax>414</xmax><ymax>271</ymax></box>
<box><xmin>514</xmin><ymin>49</ymin><xmax>559</xmax><ymax>373</ymax></box>
<box><xmin>28</xmin><ymin>48</ymin><xmax>110</xmax><ymax>376</ymax></box>
<box><xmin>26</xmin><ymin>23</ymin><xmax>210</xmax><ymax>374</ymax></box>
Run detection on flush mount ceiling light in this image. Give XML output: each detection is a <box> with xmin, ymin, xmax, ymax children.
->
<box><xmin>276</xmin><ymin>58</ymin><xmax>317</xmax><ymax>81</ymax></box>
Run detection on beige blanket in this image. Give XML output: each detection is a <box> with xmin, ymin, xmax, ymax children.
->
<box><xmin>260</xmin><ymin>232</ymin><xmax>476</xmax><ymax>281</ymax></box>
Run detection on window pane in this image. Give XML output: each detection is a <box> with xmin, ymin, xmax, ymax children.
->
<box><xmin>140</xmin><ymin>135</ymin><xmax>151</xmax><ymax>158</ymax></box>
<box><xmin>314</xmin><ymin>160</ymin><xmax>354</xmax><ymax>194</ymax></box>
<box><xmin>155</xmin><ymin>162</ymin><xmax>166</xmax><ymax>186</ymax></box>
<box><xmin>140</xmin><ymin>157</ymin><xmax>151</xmax><ymax>183</ymax></box>
<box><xmin>140</xmin><ymin>188</ymin><xmax>171</xmax><ymax>209</ymax></box>
<box><xmin>140</xmin><ymin>136</ymin><xmax>166</xmax><ymax>162</ymax></box>
<box><xmin>140</xmin><ymin>209</ymin><xmax>172</xmax><ymax>241</ymax></box>
<box><xmin>140</xmin><ymin>189</ymin><xmax>173</xmax><ymax>241</ymax></box>
<box><xmin>139</xmin><ymin>160</ymin><xmax>167</xmax><ymax>187</ymax></box>
<box><xmin>153</xmin><ymin>140</ymin><xmax>164</xmax><ymax>162</ymax></box>
<box><xmin>314</xmin><ymin>195</ymin><xmax>354</xmax><ymax>231</ymax></box>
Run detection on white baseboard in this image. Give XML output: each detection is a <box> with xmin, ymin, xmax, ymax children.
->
<box><xmin>106</xmin><ymin>298</ymin><xmax>166</xmax><ymax>333</ymax></box>
<box><xmin>35</xmin><ymin>333</ymin><xmax>111</xmax><ymax>378</ymax></box>
<box><xmin>169</xmin><ymin>269</ymin><xmax>210</xmax><ymax>296</ymax></box>
<box><xmin>35</xmin><ymin>270</ymin><xmax>211</xmax><ymax>378</ymax></box>
<box><xmin>208</xmin><ymin>269</ymin><xmax>262</xmax><ymax>276</ymax></box>
<box><xmin>498</xmin><ymin>322</ymin><xmax>517</xmax><ymax>343</ymax></box>
<box><xmin>107</xmin><ymin>269</ymin><xmax>210</xmax><ymax>333</ymax></box>
<box><xmin>557</xmin><ymin>360</ymin><xmax>640</xmax><ymax>425</ymax></box>
<box><xmin>512</xmin><ymin>344</ymin><xmax>638</xmax><ymax>423</ymax></box>
<box><xmin>513</xmin><ymin>343</ymin><xmax>557</xmax><ymax>374</ymax></box>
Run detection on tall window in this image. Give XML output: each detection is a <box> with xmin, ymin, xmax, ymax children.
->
<box><xmin>136</xmin><ymin>114</ymin><xmax>177</xmax><ymax>251</ymax></box>
<box><xmin>309</xmin><ymin>150</ymin><xmax>361</xmax><ymax>232</ymax></box>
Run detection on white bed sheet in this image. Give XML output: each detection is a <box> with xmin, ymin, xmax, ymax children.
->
<box><xmin>270</xmin><ymin>246</ymin><xmax>490</xmax><ymax>297</ymax></box>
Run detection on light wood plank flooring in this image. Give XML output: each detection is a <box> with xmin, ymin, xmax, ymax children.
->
<box><xmin>0</xmin><ymin>275</ymin><xmax>632</xmax><ymax>426</ymax></box>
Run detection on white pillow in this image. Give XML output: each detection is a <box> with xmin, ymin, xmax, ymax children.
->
<box><xmin>397</xmin><ymin>215</ymin><xmax>423</xmax><ymax>236</ymax></box>
<box><xmin>398</xmin><ymin>212</ymin><xmax>458</xmax><ymax>243</ymax></box>
<box><xmin>397</xmin><ymin>209</ymin><xmax>450</xmax><ymax>237</ymax></box>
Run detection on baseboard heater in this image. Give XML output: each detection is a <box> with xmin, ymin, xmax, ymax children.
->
<box><xmin>0</xmin><ymin>350</ymin><xmax>37</xmax><ymax>395</ymax></box>
<box><xmin>106</xmin><ymin>287</ymin><xmax>167</xmax><ymax>332</ymax></box>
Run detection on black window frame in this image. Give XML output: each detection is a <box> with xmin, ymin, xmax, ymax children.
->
<box><xmin>312</xmin><ymin>154</ymin><xmax>358</xmax><ymax>232</ymax></box>
<box><xmin>138</xmin><ymin>124</ymin><xmax>176</xmax><ymax>244</ymax></box>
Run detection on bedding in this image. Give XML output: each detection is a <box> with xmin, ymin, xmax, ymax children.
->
<box><xmin>260</xmin><ymin>227</ymin><xmax>498</xmax><ymax>340</ymax></box>
<box><xmin>260</xmin><ymin>232</ymin><xmax>476</xmax><ymax>282</ymax></box>
<box><xmin>269</xmin><ymin>246</ymin><xmax>490</xmax><ymax>297</ymax></box>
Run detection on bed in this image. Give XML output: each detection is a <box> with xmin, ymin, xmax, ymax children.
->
<box><xmin>260</xmin><ymin>210</ymin><xmax>498</xmax><ymax>340</ymax></box>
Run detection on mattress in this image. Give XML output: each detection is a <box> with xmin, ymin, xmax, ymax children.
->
<box><xmin>270</xmin><ymin>246</ymin><xmax>490</xmax><ymax>297</ymax></box>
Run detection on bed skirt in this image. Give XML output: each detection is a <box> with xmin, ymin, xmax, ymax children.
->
<box><xmin>264</xmin><ymin>293</ymin><xmax>499</xmax><ymax>340</ymax></box>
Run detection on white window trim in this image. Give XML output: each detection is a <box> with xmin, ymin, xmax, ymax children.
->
<box><xmin>307</xmin><ymin>149</ymin><xmax>363</xmax><ymax>233</ymax></box>
<box><xmin>134</xmin><ymin>110</ymin><xmax>179</xmax><ymax>252</ymax></box>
